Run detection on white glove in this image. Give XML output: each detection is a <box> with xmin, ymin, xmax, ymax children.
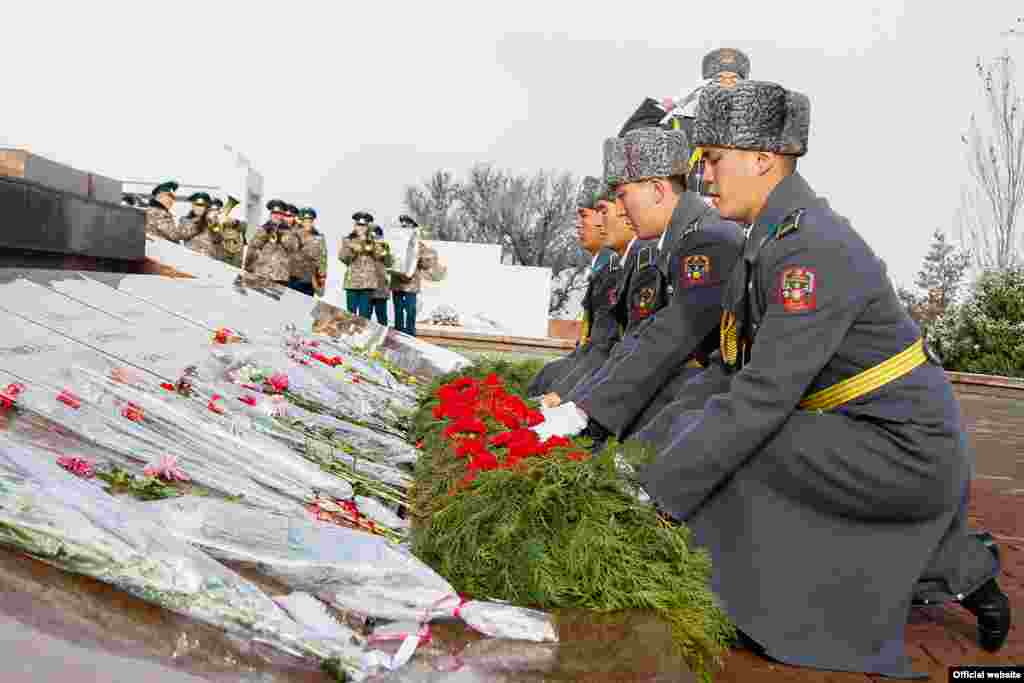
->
<box><xmin>532</xmin><ymin>402</ymin><xmax>588</xmax><ymax>440</ymax></box>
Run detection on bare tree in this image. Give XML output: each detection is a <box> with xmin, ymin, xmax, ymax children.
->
<box><xmin>402</xmin><ymin>171</ymin><xmax>465</xmax><ymax>241</ymax></box>
<box><xmin>957</xmin><ymin>51</ymin><xmax>1024</xmax><ymax>272</ymax></box>
<box><xmin>403</xmin><ymin>164</ymin><xmax>587</xmax><ymax>313</ymax></box>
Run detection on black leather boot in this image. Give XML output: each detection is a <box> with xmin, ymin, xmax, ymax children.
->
<box><xmin>960</xmin><ymin>577</ymin><xmax>1011</xmax><ymax>652</ymax></box>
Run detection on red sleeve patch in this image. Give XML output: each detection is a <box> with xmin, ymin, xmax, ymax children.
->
<box><xmin>779</xmin><ymin>267</ymin><xmax>817</xmax><ymax>312</ymax></box>
<box><xmin>681</xmin><ymin>255</ymin><xmax>711</xmax><ymax>288</ymax></box>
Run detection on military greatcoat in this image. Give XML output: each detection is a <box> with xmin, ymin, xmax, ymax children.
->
<box><xmin>640</xmin><ymin>173</ymin><xmax>998</xmax><ymax>677</ymax></box>
<box><xmin>567</xmin><ymin>193</ymin><xmax>744</xmax><ymax>439</ymax></box>
<box><xmin>527</xmin><ymin>251</ymin><xmax>621</xmax><ymax>398</ymax></box>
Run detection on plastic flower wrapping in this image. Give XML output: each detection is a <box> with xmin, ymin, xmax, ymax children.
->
<box><xmin>0</xmin><ymin>321</ymin><xmax>581</xmax><ymax>680</ymax></box>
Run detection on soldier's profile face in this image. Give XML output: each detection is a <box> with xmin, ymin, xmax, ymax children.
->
<box><xmin>576</xmin><ymin>208</ymin><xmax>603</xmax><ymax>252</ymax></box>
<box><xmin>157</xmin><ymin>192</ymin><xmax>175</xmax><ymax>210</ymax></box>
<box><xmin>702</xmin><ymin>147</ymin><xmax>761</xmax><ymax>222</ymax></box>
<box><xmin>598</xmin><ymin>198</ymin><xmax>634</xmax><ymax>252</ymax></box>
<box><xmin>192</xmin><ymin>203</ymin><xmax>208</xmax><ymax>216</ymax></box>
<box><xmin>618</xmin><ymin>180</ymin><xmax>663</xmax><ymax>240</ymax></box>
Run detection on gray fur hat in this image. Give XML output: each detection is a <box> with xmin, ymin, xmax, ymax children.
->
<box><xmin>701</xmin><ymin>48</ymin><xmax>751</xmax><ymax>80</ymax></box>
<box><xmin>603</xmin><ymin>137</ymin><xmax>627</xmax><ymax>189</ymax></box>
<box><xmin>692</xmin><ymin>81</ymin><xmax>810</xmax><ymax>157</ymax></box>
<box><xmin>576</xmin><ymin>176</ymin><xmax>607</xmax><ymax>210</ymax></box>
<box><xmin>616</xmin><ymin>127</ymin><xmax>692</xmax><ymax>183</ymax></box>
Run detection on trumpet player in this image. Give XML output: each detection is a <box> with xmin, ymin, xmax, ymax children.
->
<box><xmin>208</xmin><ymin>196</ymin><xmax>248</xmax><ymax>269</ymax></box>
<box><xmin>287</xmin><ymin>207</ymin><xmax>327</xmax><ymax>297</ymax></box>
<box><xmin>180</xmin><ymin>192</ymin><xmax>219</xmax><ymax>256</ymax></box>
<box><xmin>245</xmin><ymin>199</ymin><xmax>299</xmax><ymax>284</ymax></box>
<box><xmin>340</xmin><ymin>211</ymin><xmax>391</xmax><ymax>319</ymax></box>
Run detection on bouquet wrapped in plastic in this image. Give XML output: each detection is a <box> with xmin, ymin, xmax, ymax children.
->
<box><xmin>135</xmin><ymin>497</ymin><xmax>557</xmax><ymax>644</ymax></box>
<box><xmin>0</xmin><ymin>437</ymin><xmax>373</xmax><ymax>681</ymax></box>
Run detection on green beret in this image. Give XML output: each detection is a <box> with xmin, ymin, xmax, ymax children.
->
<box><xmin>188</xmin><ymin>192</ymin><xmax>212</xmax><ymax>206</ymax></box>
<box><xmin>151</xmin><ymin>181</ymin><xmax>179</xmax><ymax>197</ymax></box>
<box><xmin>299</xmin><ymin>207</ymin><xmax>317</xmax><ymax>219</ymax></box>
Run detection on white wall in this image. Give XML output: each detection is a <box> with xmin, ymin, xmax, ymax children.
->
<box><xmin>324</xmin><ymin>238</ymin><xmax>552</xmax><ymax>338</ymax></box>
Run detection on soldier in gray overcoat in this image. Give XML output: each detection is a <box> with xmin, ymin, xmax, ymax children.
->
<box><xmin>527</xmin><ymin>175</ymin><xmax>619</xmax><ymax>397</ymax></box>
<box><xmin>543</xmin><ymin>127</ymin><xmax>745</xmax><ymax>446</ymax></box>
<box><xmin>639</xmin><ymin>80</ymin><xmax>1009</xmax><ymax>676</ymax></box>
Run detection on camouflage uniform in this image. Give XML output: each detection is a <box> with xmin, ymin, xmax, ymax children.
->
<box><xmin>181</xmin><ymin>216</ymin><xmax>218</xmax><ymax>257</ymax></box>
<box><xmin>389</xmin><ymin>242</ymin><xmax>445</xmax><ymax>293</ymax></box>
<box><xmin>246</xmin><ymin>221</ymin><xmax>300</xmax><ymax>283</ymax></box>
<box><xmin>144</xmin><ymin>201</ymin><xmax>184</xmax><ymax>241</ymax></box>
<box><xmin>340</xmin><ymin>234</ymin><xmax>389</xmax><ymax>290</ymax></box>
<box><xmin>288</xmin><ymin>229</ymin><xmax>327</xmax><ymax>295</ymax></box>
<box><xmin>216</xmin><ymin>220</ymin><xmax>248</xmax><ymax>269</ymax></box>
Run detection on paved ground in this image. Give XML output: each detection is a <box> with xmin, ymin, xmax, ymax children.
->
<box><xmin>718</xmin><ymin>387</ymin><xmax>1024</xmax><ymax>683</ymax></box>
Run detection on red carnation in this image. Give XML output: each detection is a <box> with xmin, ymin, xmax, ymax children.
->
<box><xmin>454</xmin><ymin>438</ymin><xmax>487</xmax><ymax>458</ymax></box>
<box><xmin>443</xmin><ymin>416</ymin><xmax>487</xmax><ymax>438</ymax></box>
<box><xmin>468</xmin><ymin>450</ymin><xmax>499</xmax><ymax>471</ymax></box>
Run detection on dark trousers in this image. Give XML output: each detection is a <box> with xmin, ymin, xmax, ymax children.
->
<box><xmin>345</xmin><ymin>289</ymin><xmax>373</xmax><ymax>319</ymax></box>
<box><xmin>287</xmin><ymin>278</ymin><xmax>315</xmax><ymax>297</ymax></box>
<box><xmin>392</xmin><ymin>291</ymin><xmax>417</xmax><ymax>336</ymax></box>
<box><xmin>371</xmin><ymin>297</ymin><xmax>388</xmax><ymax>326</ymax></box>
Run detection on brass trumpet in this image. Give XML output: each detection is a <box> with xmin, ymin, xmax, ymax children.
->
<box><xmin>211</xmin><ymin>195</ymin><xmax>241</xmax><ymax>234</ymax></box>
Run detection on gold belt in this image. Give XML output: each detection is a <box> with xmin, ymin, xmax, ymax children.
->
<box><xmin>798</xmin><ymin>338</ymin><xmax>928</xmax><ymax>412</ymax></box>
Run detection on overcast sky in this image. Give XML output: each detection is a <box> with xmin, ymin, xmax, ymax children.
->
<box><xmin>4</xmin><ymin>1</ymin><xmax>1022</xmax><ymax>287</ymax></box>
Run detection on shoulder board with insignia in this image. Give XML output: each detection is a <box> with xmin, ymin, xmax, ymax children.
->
<box><xmin>774</xmin><ymin>208</ymin><xmax>806</xmax><ymax>240</ymax></box>
<box><xmin>635</xmin><ymin>246</ymin><xmax>658</xmax><ymax>273</ymax></box>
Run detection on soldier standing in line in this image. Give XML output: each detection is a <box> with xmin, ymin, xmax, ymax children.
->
<box><xmin>390</xmin><ymin>215</ymin><xmax>446</xmax><ymax>336</ymax></box>
<box><xmin>144</xmin><ymin>180</ymin><xmax>181</xmax><ymax>240</ymax></box>
<box><xmin>528</xmin><ymin>176</ymin><xmax>618</xmax><ymax>397</ymax></box>
<box><xmin>340</xmin><ymin>212</ymin><xmax>389</xmax><ymax>319</ymax></box>
<box><xmin>180</xmin><ymin>192</ymin><xmax>219</xmax><ymax>256</ymax></box>
<box><xmin>638</xmin><ymin>80</ymin><xmax>1009</xmax><ymax>676</ymax></box>
<box><xmin>370</xmin><ymin>225</ymin><xmax>392</xmax><ymax>325</ymax></box>
<box><xmin>287</xmin><ymin>207</ymin><xmax>326</xmax><ymax>297</ymax></box>
<box><xmin>208</xmin><ymin>197</ymin><xmax>249</xmax><ymax>269</ymax></box>
<box><xmin>245</xmin><ymin>199</ymin><xmax>300</xmax><ymax>284</ymax></box>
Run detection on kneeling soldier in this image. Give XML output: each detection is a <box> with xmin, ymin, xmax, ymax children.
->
<box><xmin>639</xmin><ymin>80</ymin><xmax>1009</xmax><ymax>676</ymax></box>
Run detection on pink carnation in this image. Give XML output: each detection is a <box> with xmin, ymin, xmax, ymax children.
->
<box><xmin>144</xmin><ymin>455</ymin><xmax>190</xmax><ymax>482</ymax></box>
<box><xmin>57</xmin><ymin>456</ymin><xmax>95</xmax><ymax>479</ymax></box>
<box><xmin>267</xmin><ymin>372</ymin><xmax>289</xmax><ymax>393</ymax></box>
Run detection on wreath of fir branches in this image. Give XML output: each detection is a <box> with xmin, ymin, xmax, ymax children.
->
<box><xmin>410</xmin><ymin>360</ymin><xmax>735</xmax><ymax>682</ymax></box>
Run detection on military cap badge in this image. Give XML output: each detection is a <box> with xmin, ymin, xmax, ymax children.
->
<box><xmin>780</xmin><ymin>267</ymin><xmax>817</xmax><ymax>312</ymax></box>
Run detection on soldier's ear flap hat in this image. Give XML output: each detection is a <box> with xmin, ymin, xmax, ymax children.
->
<box><xmin>692</xmin><ymin>81</ymin><xmax>810</xmax><ymax>157</ymax></box>
<box><xmin>152</xmin><ymin>181</ymin><xmax>179</xmax><ymax>196</ymax></box>
<box><xmin>398</xmin><ymin>214</ymin><xmax>418</xmax><ymax>227</ymax></box>
<box><xmin>603</xmin><ymin>136</ymin><xmax>627</xmax><ymax>192</ymax></box>
<box><xmin>209</xmin><ymin>197</ymin><xmax>224</xmax><ymax>209</ymax></box>
<box><xmin>267</xmin><ymin>199</ymin><xmax>288</xmax><ymax>212</ymax></box>
<box><xmin>299</xmin><ymin>207</ymin><xmax>317</xmax><ymax>219</ymax></box>
<box><xmin>616</xmin><ymin>126</ymin><xmax>692</xmax><ymax>183</ymax></box>
<box><xmin>701</xmin><ymin>48</ymin><xmax>751</xmax><ymax>80</ymax></box>
<box><xmin>352</xmin><ymin>211</ymin><xmax>373</xmax><ymax>225</ymax></box>
<box><xmin>575</xmin><ymin>176</ymin><xmax>606</xmax><ymax>210</ymax></box>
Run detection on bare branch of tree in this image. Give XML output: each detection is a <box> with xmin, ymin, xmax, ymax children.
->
<box><xmin>402</xmin><ymin>164</ymin><xmax>584</xmax><ymax>313</ymax></box>
<box><xmin>959</xmin><ymin>51</ymin><xmax>1024</xmax><ymax>272</ymax></box>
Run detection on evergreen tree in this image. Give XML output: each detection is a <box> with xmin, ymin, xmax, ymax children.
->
<box><xmin>914</xmin><ymin>229</ymin><xmax>971</xmax><ymax>314</ymax></box>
